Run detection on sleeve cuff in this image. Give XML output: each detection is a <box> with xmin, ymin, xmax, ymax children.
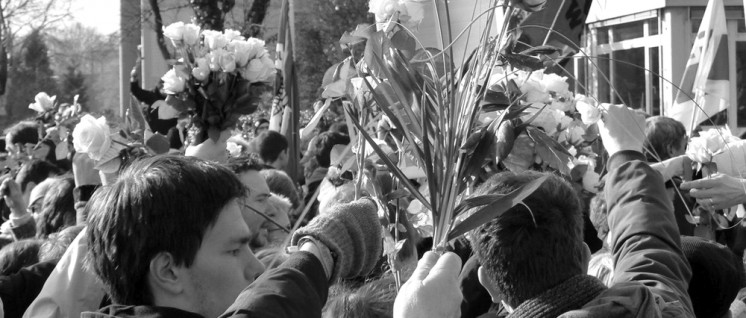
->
<box><xmin>74</xmin><ymin>185</ymin><xmax>99</xmax><ymax>203</ymax></box>
<box><xmin>9</xmin><ymin>212</ymin><xmax>33</xmax><ymax>227</ymax></box>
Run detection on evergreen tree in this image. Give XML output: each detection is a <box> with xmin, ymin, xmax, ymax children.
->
<box><xmin>59</xmin><ymin>65</ymin><xmax>87</xmax><ymax>109</ymax></box>
<box><xmin>5</xmin><ymin>29</ymin><xmax>58</xmax><ymax>121</ymax></box>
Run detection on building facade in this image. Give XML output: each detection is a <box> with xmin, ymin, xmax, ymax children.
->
<box><xmin>571</xmin><ymin>0</ymin><xmax>745</xmax><ymax>134</ymax></box>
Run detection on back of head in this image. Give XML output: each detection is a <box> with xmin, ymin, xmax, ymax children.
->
<box><xmin>470</xmin><ymin>171</ymin><xmax>584</xmax><ymax>307</ymax></box>
<box><xmin>681</xmin><ymin>236</ymin><xmax>744</xmax><ymax>318</ymax></box>
<box><xmin>644</xmin><ymin>116</ymin><xmax>686</xmax><ymax>162</ymax></box>
<box><xmin>323</xmin><ymin>277</ymin><xmax>396</xmax><ymax>318</ymax></box>
<box><xmin>260</xmin><ymin>169</ymin><xmax>300</xmax><ymax>209</ymax></box>
<box><xmin>226</xmin><ymin>152</ymin><xmax>265</xmax><ymax>175</ymax></box>
<box><xmin>36</xmin><ymin>177</ymin><xmax>76</xmax><ymax>238</ymax></box>
<box><xmin>0</xmin><ymin>239</ymin><xmax>42</xmax><ymax>275</ymax></box>
<box><xmin>314</xmin><ymin>132</ymin><xmax>350</xmax><ymax>168</ymax></box>
<box><xmin>85</xmin><ymin>155</ymin><xmax>245</xmax><ymax>305</ymax></box>
<box><xmin>5</xmin><ymin>121</ymin><xmax>39</xmax><ymax>146</ymax></box>
<box><xmin>39</xmin><ymin>224</ymin><xmax>84</xmax><ymax>263</ymax></box>
<box><xmin>256</xmin><ymin>131</ymin><xmax>288</xmax><ymax>163</ymax></box>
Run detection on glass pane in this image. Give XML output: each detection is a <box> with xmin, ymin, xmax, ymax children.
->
<box><xmin>650</xmin><ymin>47</ymin><xmax>661</xmax><ymax>115</ymax></box>
<box><xmin>597</xmin><ymin>54</ymin><xmax>611</xmax><ymax>103</ymax></box>
<box><xmin>737</xmin><ymin>42</ymin><xmax>746</xmax><ymax>127</ymax></box>
<box><xmin>612</xmin><ymin>20</ymin><xmax>645</xmax><ymax>42</ymax></box>
<box><xmin>707</xmin><ymin>110</ymin><xmax>727</xmax><ymax>126</ymax></box>
<box><xmin>647</xmin><ymin>18</ymin><xmax>659</xmax><ymax>35</ymax></box>
<box><xmin>691</xmin><ymin>18</ymin><xmax>702</xmax><ymax>34</ymax></box>
<box><xmin>597</xmin><ymin>27</ymin><xmax>609</xmax><ymax>44</ymax></box>
<box><xmin>612</xmin><ymin>47</ymin><xmax>646</xmax><ymax>109</ymax></box>
<box><xmin>575</xmin><ymin>57</ymin><xmax>586</xmax><ymax>95</ymax></box>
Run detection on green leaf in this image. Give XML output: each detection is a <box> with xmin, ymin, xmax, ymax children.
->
<box><xmin>526</xmin><ymin>126</ymin><xmax>574</xmax><ymax>176</ymax></box>
<box><xmin>479</xmin><ymin>89</ymin><xmax>511</xmax><ymax>111</ymax></box>
<box><xmin>390</xmin><ymin>30</ymin><xmax>416</xmax><ymax>60</ymax></box>
<box><xmin>503</xmin><ymin>52</ymin><xmax>544</xmax><ymax>72</ymax></box>
<box><xmin>446</xmin><ymin>176</ymin><xmax>548</xmax><ymax>241</ymax></box>
<box><xmin>385</xmin><ymin>189</ymin><xmax>411</xmax><ymax>203</ymax></box>
<box><xmin>520</xmin><ymin>45</ymin><xmax>561</xmax><ymax>56</ymax></box>
<box><xmin>345</xmin><ymin>106</ymin><xmax>432</xmax><ymax>212</ymax></box>
<box><xmin>495</xmin><ymin>120</ymin><xmax>516</xmax><ymax>164</ymax></box>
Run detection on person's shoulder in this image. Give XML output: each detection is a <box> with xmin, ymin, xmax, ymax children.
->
<box><xmin>563</xmin><ymin>283</ymin><xmax>693</xmax><ymax>318</ymax></box>
<box><xmin>83</xmin><ymin>304</ymin><xmax>206</xmax><ymax>318</ymax></box>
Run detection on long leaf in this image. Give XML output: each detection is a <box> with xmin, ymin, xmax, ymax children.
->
<box><xmin>526</xmin><ymin>126</ymin><xmax>574</xmax><ymax>176</ymax></box>
<box><xmin>446</xmin><ymin>175</ymin><xmax>548</xmax><ymax>242</ymax></box>
<box><xmin>345</xmin><ymin>106</ymin><xmax>433</xmax><ymax>212</ymax></box>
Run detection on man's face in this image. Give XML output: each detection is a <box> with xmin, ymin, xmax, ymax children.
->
<box><xmin>181</xmin><ymin>200</ymin><xmax>265</xmax><ymax>318</ymax></box>
<box><xmin>257</xmin><ymin>202</ymin><xmax>291</xmax><ymax>246</ymax></box>
<box><xmin>237</xmin><ymin>170</ymin><xmax>271</xmax><ymax>238</ymax></box>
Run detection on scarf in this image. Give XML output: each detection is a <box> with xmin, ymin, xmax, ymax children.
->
<box><xmin>508</xmin><ymin>274</ymin><xmax>607</xmax><ymax>318</ymax></box>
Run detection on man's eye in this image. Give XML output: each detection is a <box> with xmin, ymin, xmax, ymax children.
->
<box><xmin>230</xmin><ymin>249</ymin><xmax>241</xmax><ymax>256</ymax></box>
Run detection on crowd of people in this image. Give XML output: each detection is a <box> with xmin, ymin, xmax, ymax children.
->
<box><xmin>1</xmin><ymin>71</ymin><xmax>746</xmax><ymax>318</ymax></box>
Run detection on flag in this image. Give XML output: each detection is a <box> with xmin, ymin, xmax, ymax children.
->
<box><xmin>272</xmin><ymin>0</ymin><xmax>301</xmax><ymax>181</ymax></box>
<box><xmin>670</xmin><ymin>0</ymin><xmax>729</xmax><ymax>133</ymax></box>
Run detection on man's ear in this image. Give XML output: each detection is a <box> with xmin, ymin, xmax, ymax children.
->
<box><xmin>581</xmin><ymin>242</ymin><xmax>592</xmax><ymax>273</ymax></box>
<box><xmin>477</xmin><ymin>266</ymin><xmax>502</xmax><ymax>304</ymax></box>
<box><xmin>148</xmin><ymin>252</ymin><xmax>185</xmax><ymax>297</ymax></box>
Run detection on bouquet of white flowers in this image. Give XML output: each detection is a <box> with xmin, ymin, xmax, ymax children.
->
<box><xmin>160</xmin><ymin>22</ymin><xmax>275</xmax><ymax>146</ymax></box>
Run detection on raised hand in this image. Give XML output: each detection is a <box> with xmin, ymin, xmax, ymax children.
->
<box><xmin>394</xmin><ymin>251</ymin><xmax>463</xmax><ymax>318</ymax></box>
<box><xmin>597</xmin><ymin>103</ymin><xmax>646</xmax><ymax>156</ymax></box>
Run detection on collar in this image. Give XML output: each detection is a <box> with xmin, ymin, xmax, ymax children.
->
<box><xmin>508</xmin><ymin>274</ymin><xmax>607</xmax><ymax>318</ymax></box>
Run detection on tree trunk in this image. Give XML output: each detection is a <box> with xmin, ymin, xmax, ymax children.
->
<box><xmin>147</xmin><ymin>0</ymin><xmax>171</xmax><ymax>61</ymax></box>
<box><xmin>244</xmin><ymin>0</ymin><xmax>271</xmax><ymax>38</ymax></box>
<box><xmin>191</xmin><ymin>0</ymin><xmax>235</xmax><ymax>31</ymax></box>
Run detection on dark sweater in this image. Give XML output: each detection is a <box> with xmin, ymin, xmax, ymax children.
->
<box><xmin>0</xmin><ymin>261</ymin><xmax>57</xmax><ymax>318</ymax></box>
<box><xmin>130</xmin><ymin>81</ymin><xmax>177</xmax><ymax>135</ymax></box>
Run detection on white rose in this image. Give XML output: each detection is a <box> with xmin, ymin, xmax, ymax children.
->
<box><xmin>163</xmin><ymin>22</ymin><xmax>185</xmax><ymax>46</ymax></box>
<box><xmin>182</xmin><ymin>23</ymin><xmax>201</xmax><ymax>46</ymax></box>
<box><xmin>402</xmin><ymin>0</ymin><xmax>429</xmax><ymax>25</ymax></box>
<box><xmin>369</xmin><ymin>0</ymin><xmax>406</xmax><ymax>22</ymax></box>
<box><xmin>227</xmin><ymin>141</ymin><xmax>242</xmax><ymax>157</ymax></box>
<box><xmin>223</xmin><ymin>29</ymin><xmax>245</xmax><ymax>42</ymax></box>
<box><xmin>517</xmin><ymin>71</ymin><xmax>550</xmax><ymax>104</ymax></box>
<box><xmin>574</xmin><ymin>94</ymin><xmax>601</xmax><ymax>125</ymax></box>
<box><xmin>29</xmin><ymin>92</ymin><xmax>56</xmax><ymax>113</ymax></box>
<box><xmin>206</xmin><ymin>50</ymin><xmax>224</xmax><ymax>71</ymax></box>
<box><xmin>161</xmin><ymin>68</ymin><xmax>187</xmax><ymax>94</ymax></box>
<box><xmin>240</xmin><ymin>56</ymin><xmax>275</xmax><ymax>83</ymax></box>
<box><xmin>72</xmin><ymin>114</ymin><xmax>111</xmax><ymax>161</ymax></box>
<box><xmin>574</xmin><ymin>155</ymin><xmax>600</xmax><ymax>193</ymax></box>
<box><xmin>686</xmin><ymin>137</ymin><xmax>712</xmax><ymax>163</ymax></box>
<box><xmin>541</xmin><ymin>73</ymin><xmax>570</xmax><ymax>96</ymax></box>
<box><xmin>192</xmin><ymin>58</ymin><xmax>210</xmax><ymax>81</ymax></box>
<box><xmin>527</xmin><ymin>106</ymin><xmax>564</xmax><ymax>136</ymax></box>
<box><xmin>220</xmin><ymin>52</ymin><xmax>237</xmax><ymax>73</ymax></box>
<box><xmin>202</xmin><ymin>30</ymin><xmax>228</xmax><ymax>51</ymax></box>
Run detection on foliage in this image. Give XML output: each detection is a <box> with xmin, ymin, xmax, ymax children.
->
<box><xmin>295</xmin><ymin>0</ymin><xmax>373</xmax><ymax>108</ymax></box>
<box><xmin>5</xmin><ymin>29</ymin><xmax>58</xmax><ymax>121</ymax></box>
<box><xmin>58</xmin><ymin>65</ymin><xmax>87</xmax><ymax>108</ymax></box>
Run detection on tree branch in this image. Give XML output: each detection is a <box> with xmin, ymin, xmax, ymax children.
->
<box><xmin>148</xmin><ymin>0</ymin><xmax>171</xmax><ymax>61</ymax></box>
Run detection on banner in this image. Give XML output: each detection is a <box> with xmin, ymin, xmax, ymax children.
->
<box><xmin>670</xmin><ymin>0</ymin><xmax>729</xmax><ymax>133</ymax></box>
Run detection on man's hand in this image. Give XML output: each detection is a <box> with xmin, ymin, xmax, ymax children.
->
<box><xmin>597</xmin><ymin>103</ymin><xmax>646</xmax><ymax>156</ymax></box>
<box><xmin>394</xmin><ymin>251</ymin><xmax>463</xmax><ymax>318</ymax></box>
<box><xmin>651</xmin><ymin>155</ymin><xmax>693</xmax><ymax>181</ymax></box>
<box><xmin>0</xmin><ymin>178</ymin><xmax>27</xmax><ymax>217</ymax></box>
<box><xmin>681</xmin><ymin>173</ymin><xmax>746</xmax><ymax>210</ymax></box>
<box><xmin>72</xmin><ymin>152</ymin><xmax>101</xmax><ymax>187</ymax></box>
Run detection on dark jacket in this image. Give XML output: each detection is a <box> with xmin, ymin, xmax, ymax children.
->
<box><xmin>508</xmin><ymin>151</ymin><xmax>695</xmax><ymax>318</ymax></box>
<box><xmin>130</xmin><ymin>81</ymin><xmax>177</xmax><ymax>136</ymax></box>
<box><xmin>0</xmin><ymin>261</ymin><xmax>56</xmax><ymax>318</ymax></box>
<box><xmin>80</xmin><ymin>251</ymin><xmax>329</xmax><ymax>318</ymax></box>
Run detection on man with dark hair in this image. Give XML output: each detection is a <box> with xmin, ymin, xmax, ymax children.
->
<box><xmin>644</xmin><ymin>116</ymin><xmax>687</xmax><ymax>162</ymax></box>
<box><xmin>81</xmin><ymin>155</ymin><xmax>383</xmax><ymax>318</ymax></box>
<box><xmin>394</xmin><ymin>104</ymin><xmax>695</xmax><ymax>317</ymax></box>
<box><xmin>5</xmin><ymin>121</ymin><xmax>40</xmax><ymax>166</ymax></box>
<box><xmin>255</xmin><ymin>131</ymin><xmax>289</xmax><ymax>170</ymax></box>
<box><xmin>226</xmin><ymin>153</ymin><xmax>273</xmax><ymax>249</ymax></box>
<box><xmin>84</xmin><ymin>155</ymin><xmax>265</xmax><ymax>317</ymax></box>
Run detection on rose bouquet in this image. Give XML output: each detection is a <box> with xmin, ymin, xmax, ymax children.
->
<box><xmin>159</xmin><ymin>21</ymin><xmax>275</xmax><ymax>150</ymax></box>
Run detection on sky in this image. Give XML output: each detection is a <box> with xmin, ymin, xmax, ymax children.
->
<box><xmin>70</xmin><ymin>0</ymin><xmax>120</xmax><ymax>35</ymax></box>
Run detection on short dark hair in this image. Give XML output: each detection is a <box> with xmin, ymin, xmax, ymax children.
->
<box><xmin>35</xmin><ymin>177</ymin><xmax>76</xmax><ymax>238</ymax></box>
<box><xmin>39</xmin><ymin>224</ymin><xmax>84</xmax><ymax>263</ymax></box>
<box><xmin>256</xmin><ymin>131</ymin><xmax>288</xmax><ymax>164</ymax></box>
<box><xmin>0</xmin><ymin>239</ymin><xmax>42</xmax><ymax>275</ymax></box>
<box><xmin>86</xmin><ymin>155</ymin><xmax>245</xmax><ymax>305</ymax></box>
<box><xmin>323</xmin><ymin>276</ymin><xmax>397</xmax><ymax>318</ymax></box>
<box><xmin>254</xmin><ymin>118</ymin><xmax>269</xmax><ymax>134</ymax></box>
<box><xmin>644</xmin><ymin>116</ymin><xmax>686</xmax><ymax>162</ymax></box>
<box><xmin>260</xmin><ymin>169</ymin><xmax>300</xmax><ymax>209</ymax></box>
<box><xmin>5</xmin><ymin>121</ymin><xmax>39</xmax><ymax>146</ymax></box>
<box><xmin>313</xmin><ymin>132</ymin><xmax>350</xmax><ymax>168</ymax></box>
<box><xmin>470</xmin><ymin>171</ymin><xmax>584</xmax><ymax>307</ymax></box>
<box><xmin>226</xmin><ymin>152</ymin><xmax>265</xmax><ymax>175</ymax></box>
<box><xmin>16</xmin><ymin>159</ymin><xmax>61</xmax><ymax>192</ymax></box>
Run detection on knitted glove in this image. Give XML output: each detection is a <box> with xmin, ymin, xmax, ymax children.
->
<box><xmin>292</xmin><ymin>198</ymin><xmax>383</xmax><ymax>281</ymax></box>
